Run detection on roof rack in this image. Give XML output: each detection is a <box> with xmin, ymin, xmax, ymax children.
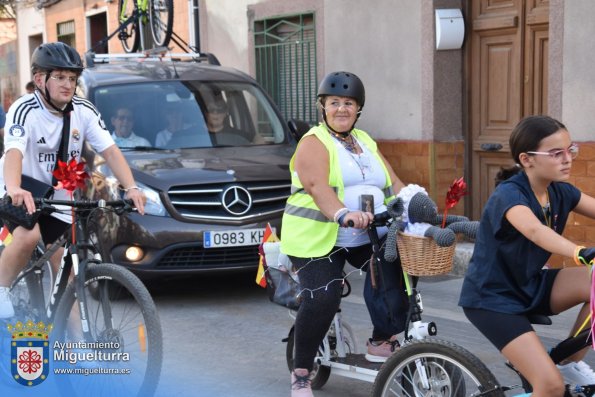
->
<box><xmin>84</xmin><ymin>48</ymin><xmax>221</xmax><ymax>68</ymax></box>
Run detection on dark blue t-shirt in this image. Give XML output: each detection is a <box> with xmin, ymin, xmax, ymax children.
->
<box><xmin>0</xmin><ymin>106</ymin><xmax>5</xmax><ymax>128</ymax></box>
<box><xmin>458</xmin><ymin>171</ymin><xmax>581</xmax><ymax>314</ymax></box>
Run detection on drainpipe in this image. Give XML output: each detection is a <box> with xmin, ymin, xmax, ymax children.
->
<box><xmin>189</xmin><ymin>0</ymin><xmax>200</xmax><ymax>52</ymax></box>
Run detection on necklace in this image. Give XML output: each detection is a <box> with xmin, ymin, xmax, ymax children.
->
<box><xmin>535</xmin><ymin>189</ymin><xmax>551</xmax><ymax>228</ymax></box>
<box><xmin>350</xmin><ymin>152</ymin><xmax>367</xmax><ymax>181</ymax></box>
<box><xmin>330</xmin><ymin>131</ymin><xmax>359</xmax><ymax>154</ymax></box>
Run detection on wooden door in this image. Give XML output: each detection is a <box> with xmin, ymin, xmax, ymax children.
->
<box><xmin>469</xmin><ymin>0</ymin><xmax>549</xmax><ymax>220</ymax></box>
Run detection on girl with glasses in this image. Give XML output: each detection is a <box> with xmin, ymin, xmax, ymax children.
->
<box><xmin>459</xmin><ymin>115</ymin><xmax>595</xmax><ymax>396</ymax></box>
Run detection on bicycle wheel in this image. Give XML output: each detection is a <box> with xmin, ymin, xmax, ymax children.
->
<box><xmin>118</xmin><ymin>0</ymin><xmax>140</xmax><ymax>53</ymax></box>
<box><xmin>52</xmin><ymin>263</ymin><xmax>162</xmax><ymax>397</ymax></box>
<box><xmin>372</xmin><ymin>339</ymin><xmax>504</xmax><ymax>397</ymax></box>
<box><xmin>149</xmin><ymin>0</ymin><xmax>173</xmax><ymax>48</ymax></box>
<box><xmin>9</xmin><ymin>244</ymin><xmax>54</xmax><ymax>321</ymax></box>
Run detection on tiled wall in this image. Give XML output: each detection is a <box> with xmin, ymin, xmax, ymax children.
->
<box><xmin>378</xmin><ymin>140</ymin><xmax>595</xmax><ymax>268</ymax></box>
<box><xmin>378</xmin><ymin>140</ymin><xmax>466</xmax><ymax>217</ymax></box>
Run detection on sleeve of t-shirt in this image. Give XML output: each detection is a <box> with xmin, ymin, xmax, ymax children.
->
<box><xmin>3</xmin><ymin>103</ymin><xmax>29</xmax><ymax>156</ymax></box>
<box><xmin>486</xmin><ymin>184</ymin><xmax>529</xmax><ymax>238</ymax></box>
<box><xmin>82</xmin><ymin>104</ymin><xmax>115</xmax><ymax>153</ymax></box>
<box><xmin>0</xmin><ymin>107</ymin><xmax>6</xmax><ymax>128</ymax></box>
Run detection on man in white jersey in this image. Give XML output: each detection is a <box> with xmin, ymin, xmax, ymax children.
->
<box><xmin>0</xmin><ymin>42</ymin><xmax>146</xmax><ymax>318</ymax></box>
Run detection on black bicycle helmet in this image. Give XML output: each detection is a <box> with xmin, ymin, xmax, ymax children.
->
<box><xmin>31</xmin><ymin>42</ymin><xmax>84</xmax><ymax>74</ymax></box>
<box><xmin>317</xmin><ymin>71</ymin><xmax>365</xmax><ymax>108</ymax></box>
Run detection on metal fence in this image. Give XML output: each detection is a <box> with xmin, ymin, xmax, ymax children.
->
<box><xmin>254</xmin><ymin>13</ymin><xmax>317</xmax><ymax>126</ymax></box>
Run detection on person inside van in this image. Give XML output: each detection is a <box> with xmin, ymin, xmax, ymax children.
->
<box><xmin>204</xmin><ymin>98</ymin><xmax>249</xmax><ymax>146</ymax></box>
<box><xmin>110</xmin><ymin>106</ymin><xmax>151</xmax><ymax>148</ymax></box>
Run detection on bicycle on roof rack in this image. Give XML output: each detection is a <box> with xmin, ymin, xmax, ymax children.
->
<box><xmin>90</xmin><ymin>0</ymin><xmax>173</xmax><ymax>54</ymax></box>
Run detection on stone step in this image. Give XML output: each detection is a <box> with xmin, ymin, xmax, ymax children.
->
<box><xmin>452</xmin><ymin>241</ymin><xmax>474</xmax><ymax>276</ymax></box>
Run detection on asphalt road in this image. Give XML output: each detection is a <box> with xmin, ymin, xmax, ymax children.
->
<box><xmin>147</xmin><ymin>267</ymin><xmax>594</xmax><ymax>397</ymax></box>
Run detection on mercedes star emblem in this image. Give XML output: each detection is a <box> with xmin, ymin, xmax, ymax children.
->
<box><xmin>221</xmin><ymin>185</ymin><xmax>252</xmax><ymax>215</ymax></box>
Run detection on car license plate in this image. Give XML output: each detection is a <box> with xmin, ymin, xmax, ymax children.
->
<box><xmin>203</xmin><ymin>228</ymin><xmax>271</xmax><ymax>248</ymax></box>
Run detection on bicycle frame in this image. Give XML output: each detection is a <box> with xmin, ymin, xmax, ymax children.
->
<box><xmin>11</xmin><ymin>200</ymin><xmax>117</xmax><ymax>342</ymax></box>
<box><xmin>287</xmin><ymin>211</ymin><xmax>441</xmax><ymax>387</ymax></box>
<box><xmin>118</xmin><ymin>0</ymin><xmax>147</xmax><ymax>51</ymax></box>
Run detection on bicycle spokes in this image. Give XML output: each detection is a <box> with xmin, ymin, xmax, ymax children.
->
<box><xmin>149</xmin><ymin>0</ymin><xmax>173</xmax><ymax>47</ymax></box>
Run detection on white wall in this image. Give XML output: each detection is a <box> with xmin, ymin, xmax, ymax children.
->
<box><xmin>16</xmin><ymin>6</ymin><xmax>45</xmax><ymax>96</ymax></box>
<box><xmin>202</xmin><ymin>0</ymin><xmax>266</xmax><ymax>71</ymax></box>
<box><xmin>561</xmin><ymin>0</ymin><xmax>595</xmax><ymax>140</ymax></box>
<box><xmin>322</xmin><ymin>0</ymin><xmax>422</xmax><ymax>141</ymax></box>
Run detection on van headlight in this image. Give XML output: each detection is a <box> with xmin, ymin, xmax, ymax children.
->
<box><xmin>105</xmin><ymin>177</ymin><xmax>167</xmax><ymax>216</ymax></box>
<box><xmin>134</xmin><ymin>182</ymin><xmax>167</xmax><ymax>216</ymax></box>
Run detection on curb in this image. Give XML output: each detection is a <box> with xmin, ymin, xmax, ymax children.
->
<box><xmin>452</xmin><ymin>242</ymin><xmax>474</xmax><ymax>276</ymax></box>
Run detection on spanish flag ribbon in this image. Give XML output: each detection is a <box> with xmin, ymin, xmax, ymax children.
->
<box><xmin>255</xmin><ymin>223</ymin><xmax>279</xmax><ymax>288</ymax></box>
<box><xmin>0</xmin><ymin>226</ymin><xmax>12</xmax><ymax>246</ymax></box>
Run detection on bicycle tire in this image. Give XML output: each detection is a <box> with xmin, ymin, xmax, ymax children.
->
<box><xmin>149</xmin><ymin>0</ymin><xmax>173</xmax><ymax>48</ymax></box>
<box><xmin>372</xmin><ymin>339</ymin><xmax>504</xmax><ymax>397</ymax></box>
<box><xmin>118</xmin><ymin>0</ymin><xmax>140</xmax><ymax>53</ymax></box>
<box><xmin>52</xmin><ymin>263</ymin><xmax>162</xmax><ymax>397</ymax></box>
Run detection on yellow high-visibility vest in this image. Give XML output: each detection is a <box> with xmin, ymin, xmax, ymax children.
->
<box><xmin>281</xmin><ymin>124</ymin><xmax>395</xmax><ymax>257</ymax></box>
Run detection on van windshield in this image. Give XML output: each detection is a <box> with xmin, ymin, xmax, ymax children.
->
<box><xmin>93</xmin><ymin>81</ymin><xmax>287</xmax><ymax>149</ymax></box>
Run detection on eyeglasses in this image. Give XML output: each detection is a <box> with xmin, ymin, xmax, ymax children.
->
<box><xmin>48</xmin><ymin>74</ymin><xmax>78</xmax><ymax>86</ymax></box>
<box><xmin>527</xmin><ymin>143</ymin><xmax>579</xmax><ymax>161</ymax></box>
<box><xmin>323</xmin><ymin>100</ymin><xmax>358</xmax><ymax>112</ymax></box>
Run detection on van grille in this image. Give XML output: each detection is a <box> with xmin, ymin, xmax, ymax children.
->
<box><xmin>157</xmin><ymin>245</ymin><xmax>259</xmax><ymax>269</ymax></box>
<box><xmin>167</xmin><ymin>180</ymin><xmax>291</xmax><ymax>221</ymax></box>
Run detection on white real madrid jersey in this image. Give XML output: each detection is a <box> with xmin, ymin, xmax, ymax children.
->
<box><xmin>0</xmin><ymin>92</ymin><xmax>115</xmax><ymax>222</ymax></box>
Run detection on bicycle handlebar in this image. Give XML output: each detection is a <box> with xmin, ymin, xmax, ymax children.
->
<box><xmin>34</xmin><ymin>198</ymin><xmax>135</xmax><ymax>213</ymax></box>
<box><xmin>346</xmin><ymin>211</ymin><xmax>391</xmax><ymax>228</ymax></box>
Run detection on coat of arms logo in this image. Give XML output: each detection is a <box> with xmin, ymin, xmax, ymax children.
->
<box><xmin>7</xmin><ymin>320</ymin><xmax>52</xmax><ymax>387</ymax></box>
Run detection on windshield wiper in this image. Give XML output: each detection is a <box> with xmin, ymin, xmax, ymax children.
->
<box><xmin>119</xmin><ymin>146</ymin><xmax>164</xmax><ymax>151</ymax></box>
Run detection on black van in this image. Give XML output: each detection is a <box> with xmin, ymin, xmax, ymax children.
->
<box><xmin>78</xmin><ymin>52</ymin><xmax>296</xmax><ymax>278</ymax></box>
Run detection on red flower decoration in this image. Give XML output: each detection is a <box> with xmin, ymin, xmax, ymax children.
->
<box><xmin>52</xmin><ymin>159</ymin><xmax>89</xmax><ymax>193</ymax></box>
<box><xmin>442</xmin><ymin>177</ymin><xmax>468</xmax><ymax>228</ymax></box>
<box><xmin>445</xmin><ymin>177</ymin><xmax>468</xmax><ymax>210</ymax></box>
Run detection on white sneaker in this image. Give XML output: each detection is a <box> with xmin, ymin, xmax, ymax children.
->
<box><xmin>0</xmin><ymin>286</ymin><xmax>14</xmax><ymax>318</ymax></box>
<box><xmin>557</xmin><ymin>361</ymin><xmax>595</xmax><ymax>385</ymax></box>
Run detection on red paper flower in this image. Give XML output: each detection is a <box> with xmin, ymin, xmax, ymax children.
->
<box><xmin>445</xmin><ymin>177</ymin><xmax>468</xmax><ymax>210</ymax></box>
<box><xmin>442</xmin><ymin>177</ymin><xmax>468</xmax><ymax>228</ymax></box>
<box><xmin>53</xmin><ymin>159</ymin><xmax>89</xmax><ymax>193</ymax></box>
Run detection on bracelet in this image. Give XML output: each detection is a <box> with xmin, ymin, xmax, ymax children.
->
<box><xmin>333</xmin><ymin>207</ymin><xmax>349</xmax><ymax>224</ymax></box>
<box><xmin>337</xmin><ymin>212</ymin><xmax>348</xmax><ymax>226</ymax></box>
<box><xmin>574</xmin><ymin>245</ymin><xmax>586</xmax><ymax>266</ymax></box>
<box><xmin>121</xmin><ymin>185</ymin><xmax>140</xmax><ymax>192</ymax></box>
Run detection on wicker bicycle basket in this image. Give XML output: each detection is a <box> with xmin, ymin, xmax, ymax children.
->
<box><xmin>396</xmin><ymin>231</ymin><xmax>455</xmax><ymax>276</ymax></box>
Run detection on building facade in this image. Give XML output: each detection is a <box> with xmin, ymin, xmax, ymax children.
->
<box><xmin>14</xmin><ymin>0</ymin><xmax>595</xmax><ymax>265</ymax></box>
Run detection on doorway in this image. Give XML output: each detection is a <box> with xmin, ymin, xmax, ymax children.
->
<box><xmin>467</xmin><ymin>0</ymin><xmax>549</xmax><ymax>219</ymax></box>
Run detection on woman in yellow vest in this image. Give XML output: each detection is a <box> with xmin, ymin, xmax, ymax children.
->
<box><xmin>281</xmin><ymin>71</ymin><xmax>408</xmax><ymax>396</ymax></box>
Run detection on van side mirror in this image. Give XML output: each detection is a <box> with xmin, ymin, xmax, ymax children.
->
<box><xmin>288</xmin><ymin>119</ymin><xmax>311</xmax><ymax>141</ymax></box>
